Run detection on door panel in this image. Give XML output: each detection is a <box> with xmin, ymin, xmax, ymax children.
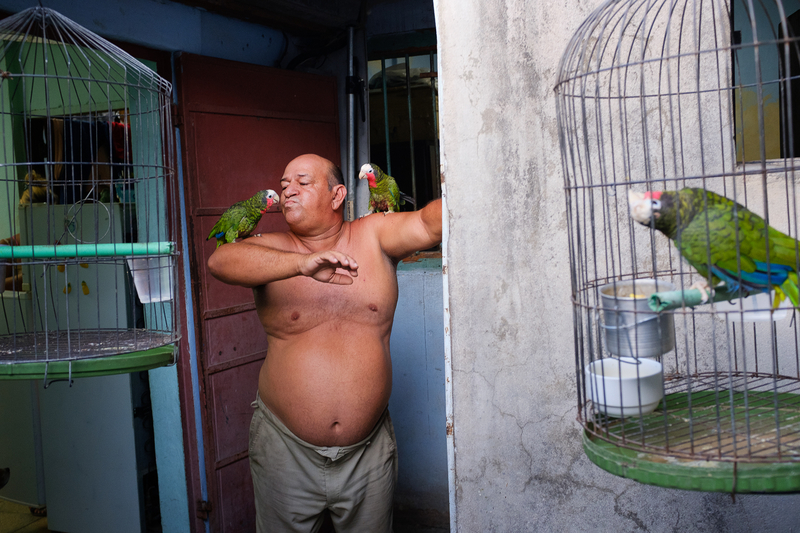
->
<box><xmin>191</xmin><ymin>113</ymin><xmax>339</xmax><ymax>206</ymax></box>
<box><xmin>217</xmin><ymin>459</ymin><xmax>256</xmax><ymax>531</ymax></box>
<box><xmin>179</xmin><ymin>56</ymin><xmax>336</xmax><ymax>119</ymax></box>
<box><xmin>176</xmin><ymin>52</ymin><xmax>339</xmax><ymax>532</ymax></box>
<box><xmin>208</xmin><ymin>359</ymin><xmax>263</xmax><ymax>461</ymax></box>
<box><xmin>204</xmin><ymin>312</ymin><xmax>270</xmax><ymax>368</ymax></box>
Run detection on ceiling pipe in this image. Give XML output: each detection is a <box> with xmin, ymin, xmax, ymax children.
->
<box><xmin>346</xmin><ymin>25</ymin><xmax>356</xmax><ymax>221</ymax></box>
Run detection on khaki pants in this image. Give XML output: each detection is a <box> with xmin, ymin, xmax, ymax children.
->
<box><xmin>249</xmin><ymin>394</ymin><xmax>398</xmax><ymax>533</ymax></box>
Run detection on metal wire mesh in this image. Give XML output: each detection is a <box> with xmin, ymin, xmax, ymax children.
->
<box><xmin>0</xmin><ymin>7</ymin><xmax>179</xmax><ymax>364</ymax></box>
<box><xmin>556</xmin><ymin>0</ymin><xmax>800</xmax><ymax>465</ymax></box>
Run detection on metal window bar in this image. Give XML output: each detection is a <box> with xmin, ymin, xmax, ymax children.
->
<box><xmin>375</xmin><ymin>51</ymin><xmax>440</xmax><ymax>212</ymax></box>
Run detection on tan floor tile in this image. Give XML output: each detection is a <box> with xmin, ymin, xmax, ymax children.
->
<box><xmin>0</xmin><ymin>500</ymin><xmax>49</xmax><ymax>533</ymax></box>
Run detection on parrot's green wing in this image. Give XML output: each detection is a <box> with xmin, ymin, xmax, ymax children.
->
<box><xmin>675</xmin><ymin>189</ymin><xmax>800</xmax><ymax>305</ymax></box>
<box><xmin>208</xmin><ymin>203</ymin><xmax>249</xmax><ymax>248</ymax></box>
<box><xmin>208</xmin><ymin>189</ymin><xmax>274</xmax><ymax>247</ymax></box>
<box><xmin>371</xmin><ymin>173</ymin><xmax>401</xmax><ymax>212</ymax></box>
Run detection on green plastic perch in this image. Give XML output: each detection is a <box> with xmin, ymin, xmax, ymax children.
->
<box><xmin>0</xmin><ymin>242</ymin><xmax>174</xmax><ymax>259</ymax></box>
<box><xmin>649</xmin><ymin>285</ymin><xmax>754</xmax><ymax>312</ymax></box>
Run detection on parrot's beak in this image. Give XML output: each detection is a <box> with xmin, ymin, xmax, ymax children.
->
<box><xmin>358</xmin><ymin>170</ymin><xmax>366</xmax><ymax>180</ymax></box>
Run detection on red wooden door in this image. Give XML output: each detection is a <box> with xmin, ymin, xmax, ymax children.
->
<box><xmin>176</xmin><ymin>52</ymin><xmax>340</xmax><ymax>532</ymax></box>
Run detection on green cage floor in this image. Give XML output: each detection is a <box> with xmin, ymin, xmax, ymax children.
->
<box><xmin>0</xmin><ymin>344</ymin><xmax>176</xmax><ymax>380</ymax></box>
<box><xmin>584</xmin><ymin>390</ymin><xmax>800</xmax><ymax>493</ymax></box>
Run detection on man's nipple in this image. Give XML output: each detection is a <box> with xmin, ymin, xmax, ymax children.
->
<box><xmin>290</xmin><ymin>311</ymin><xmax>300</xmax><ymax>321</ymax></box>
<box><xmin>368</xmin><ymin>304</ymin><xmax>378</xmax><ymax>312</ymax></box>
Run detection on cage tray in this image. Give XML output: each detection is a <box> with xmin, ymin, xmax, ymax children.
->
<box><xmin>584</xmin><ymin>391</ymin><xmax>800</xmax><ymax>493</ymax></box>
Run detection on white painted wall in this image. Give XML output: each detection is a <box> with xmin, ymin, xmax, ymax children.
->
<box><xmin>437</xmin><ymin>0</ymin><xmax>800</xmax><ymax>531</ymax></box>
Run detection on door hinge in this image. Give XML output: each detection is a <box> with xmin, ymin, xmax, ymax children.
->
<box><xmin>196</xmin><ymin>499</ymin><xmax>212</xmax><ymax>520</ymax></box>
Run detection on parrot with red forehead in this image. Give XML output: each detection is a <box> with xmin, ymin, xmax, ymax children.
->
<box><xmin>208</xmin><ymin>189</ymin><xmax>278</xmax><ymax>248</ymax></box>
<box><xmin>628</xmin><ymin>187</ymin><xmax>800</xmax><ymax>306</ymax></box>
<box><xmin>358</xmin><ymin>163</ymin><xmax>415</xmax><ymax>214</ymax></box>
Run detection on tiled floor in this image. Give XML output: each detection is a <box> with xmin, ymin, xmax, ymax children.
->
<box><xmin>0</xmin><ymin>500</ymin><xmax>49</xmax><ymax>533</ymax></box>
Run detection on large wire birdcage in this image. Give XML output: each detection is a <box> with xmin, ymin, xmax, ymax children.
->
<box><xmin>0</xmin><ymin>7</ymin><xmax>179</xmax><ymax>377</ymax></box>
<box><xmin>557</xmin><ymin>0</ymin><xmax>800</xmax><ymax>492</ymax></box>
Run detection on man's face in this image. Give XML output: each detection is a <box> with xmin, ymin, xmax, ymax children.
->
<box><xmin>279</xmin><ymin>157</ymin><xmax>334</xmax><ymax>228</ymax></box>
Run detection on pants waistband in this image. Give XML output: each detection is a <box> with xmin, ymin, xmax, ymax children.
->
<box><xmin>253</xmin><ymin>393</ymin><xmax>387</xmax><ymax>461</ymax></box>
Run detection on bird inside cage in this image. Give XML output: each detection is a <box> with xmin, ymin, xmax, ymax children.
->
<box><xmin>18</xmin><ymin>168</ymin><xmax>58</xmax><ymax>205</ymax></box>
<box><xmin>629</xmin><ymin>187</ymin><xmax>800</xmax><ymax>309</ymax></box>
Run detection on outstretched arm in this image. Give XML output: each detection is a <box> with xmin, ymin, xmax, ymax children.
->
<box><xmin>207</xmin><ymin>237</ymin><xmax>359</xmax><ymax>288</ymax></box>
<box><xmin>374</xmin><ymin>198</ymin><xmax>443</xmax><ymax>261</ymax></box>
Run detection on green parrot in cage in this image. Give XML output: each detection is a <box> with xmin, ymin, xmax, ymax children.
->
<box><xmin>628</xmin><ymin>187</ymin><xmax>800</xmax><ymax>306</ymax></box>
<box><xmin>358</xmin><ymin>163</ymin><xmax>415</xmax><ymax>214</ymax></box>
<box><xmin>207</xmin><ymin>189</ymin><xmax>279</xmax><ymax>248</ymax></box>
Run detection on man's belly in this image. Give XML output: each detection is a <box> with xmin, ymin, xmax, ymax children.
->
<box><xmin>258</xmin><ymin>325</ymin><xmax>392</xmax><ymax>447</ymax></box>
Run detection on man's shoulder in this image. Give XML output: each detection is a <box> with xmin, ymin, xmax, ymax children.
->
<box><xmin>347</xmin><ymin>213</ymin><xmax>390</xmax><ymax>238</ymax></box>
<box><xmin>245</xmin><ymin>230</ymin><xmax>297</xmax><ymax>250</ymax></box>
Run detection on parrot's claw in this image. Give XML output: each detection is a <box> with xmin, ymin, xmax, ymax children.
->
<box><xmin>689</xmin><ymin>280</ymin><xmax>714</xmax><ymax>304</ymax></box>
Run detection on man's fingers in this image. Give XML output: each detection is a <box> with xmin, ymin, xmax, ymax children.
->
<box><xmin>320</xmin><ymin>253</ymin><xmax>358</xmax><ymax>275</ymax></box>
<box><xmin>300</xmin><ymin>251</ymin><xmax>359</xmax><ymax>283</ymax></box>
<box><xmin>329</xmin><ymin>272</ymin><xmax>355</xmax><ymax>285</ymax></box>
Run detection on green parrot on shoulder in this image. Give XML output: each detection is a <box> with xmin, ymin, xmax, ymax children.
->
<box><xmin>628</xmin><ymin>187</ymin><xmax>800</xmax><ymax>306</ymax></box>
<box><xmin>358</xmin><ymin>163</ymin><xmax>415</xmax><ymax>214</ymax></box>
<box><xmin>208</xmin><ymin>189</ymin><xmax>279</xmax><ymax>248</ymax></box>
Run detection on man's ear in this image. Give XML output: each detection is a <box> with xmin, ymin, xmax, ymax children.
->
<box><xmin>331</xmin><ymin>184</ymin><xmax>347</xmax><ymax>210</ymax></box>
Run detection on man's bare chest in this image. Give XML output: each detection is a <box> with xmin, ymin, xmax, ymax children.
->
<box><xmin>256</xmin><ymin>253</ymin><xmax>399</xmax><ymax>336</ymax></box>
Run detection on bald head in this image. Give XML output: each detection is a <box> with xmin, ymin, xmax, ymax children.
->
<box><xmin>287</xmin><ymin>154</ymin><xmax>343</xmax><ymax>190</ymax></box>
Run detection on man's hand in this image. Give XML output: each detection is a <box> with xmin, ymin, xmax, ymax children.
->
<box><xmin>299</xmin><ymin>251</ymin><xmax>359</xmax><ymax>285</ymax></box>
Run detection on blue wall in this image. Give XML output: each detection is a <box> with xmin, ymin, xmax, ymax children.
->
<box><xmin>391</xmin><ymin>259</ymin><xmax>448</xmax><ymax>515</ymax></box>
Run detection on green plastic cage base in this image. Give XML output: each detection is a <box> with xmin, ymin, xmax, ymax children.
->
<box><xmin>583</xmin><ymin>430</ymin><xmax>800</xmax><ymax>493</ymax></box>
<box><xmin>0</xmin><ymin>345</ymin><xmax>176</xmax><ymax>380</ymax></box>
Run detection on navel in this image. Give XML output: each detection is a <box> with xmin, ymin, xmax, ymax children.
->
<box><xmin>290</xmin><ymin>311</ymin><xmax>300</xmax><ymax>321</ymax></box>
<box><xmin>368</xmin><ymin>304</ymin><xmax>378</xmax><ymax>312</ymax></box>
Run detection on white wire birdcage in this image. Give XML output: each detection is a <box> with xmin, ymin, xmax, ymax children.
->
<box><xmin>0</xmin><ymin>7</ymin><xmax>179</xmax><ymax>377</ymax></box>
<box><xmin>557</xmin><ymin>0</ymin><xmax>800</xmax><ymax>492</ymax></box>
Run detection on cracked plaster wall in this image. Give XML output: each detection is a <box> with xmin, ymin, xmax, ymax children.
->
<box><xmin>437</xmin><ymin>0</ymin><xmax>800</xmax><ymax>531</ymax></box>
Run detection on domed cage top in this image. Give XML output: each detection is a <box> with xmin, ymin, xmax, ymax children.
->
<box><xmin>0</xmin><ymin>7</ymin><xmax>179</xmax><ymax>377</ymax></box>
<box><xmin>557</xmin><ymin>0</ymin><xmax>800</xmax><ymax>492</ymax></box>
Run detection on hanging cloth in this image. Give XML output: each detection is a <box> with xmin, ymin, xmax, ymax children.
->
<box><xmin>110</xmin><ymin>121</ymin><xmax>131</xmax><ymax>165</ymax></box>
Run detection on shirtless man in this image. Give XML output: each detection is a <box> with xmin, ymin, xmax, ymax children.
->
<box><xmin>207</xmin><ymin>154</ymin><xmax>442</xmax><ymax>532</ymax></box>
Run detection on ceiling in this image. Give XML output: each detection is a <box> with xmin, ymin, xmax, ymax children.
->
<box><xmin>171</xmin><ymin>0</ymin><xmax>370</xmax><ymax>39</ymax></box>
